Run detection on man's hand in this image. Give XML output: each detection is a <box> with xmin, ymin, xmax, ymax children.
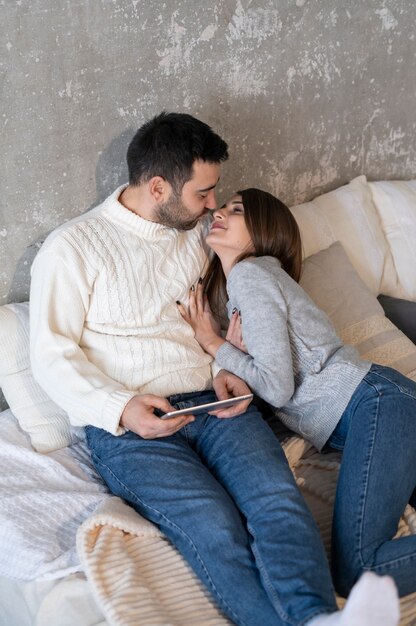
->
<box><xmin>210</xmin><ymin>369</ymin><xmax>252</xmax><ymax>418</ymax></box>
<box><xmin>120</xmin><ymin>394</ymin><xmax>195</xmax><ymax>439</ymax></box>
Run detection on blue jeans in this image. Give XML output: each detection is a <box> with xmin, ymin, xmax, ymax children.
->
<box><xmin>327</xmin><ymin>364</ymin><xmax>416</xmax><ymax>597</ymax></box>
<box><xmin>86</xmin><ymin>390</ymin><xmax>337</xmax><ymax>626</ymax></box>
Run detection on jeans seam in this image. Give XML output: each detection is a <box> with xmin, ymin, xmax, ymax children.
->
<box><xmin>246</xmin><ymin>521</ymin><xmax>296</xmax><ymax>625</ymax></box>
<box><xmin>363</xmin><ymin>550</ymin><xmax>416</xmax><ymax>570</ymax></box>
<box><xmin>356</xmin><ymin>378</ymin><xmax>380</xmax><ymax>570</ymax></box>
<box><xmin>370</xmin><ymin>367</ymin><xmax>416</xmax><ymax>399</ymax></box>
<box><xmin>89</xmin><ymin>449</ymin><xmax>247</xmax><ymax>626</ymax></box>
<box><xmin>247</xmin><ymin>523</ymin><xmax>336</xmax><ymax>626</ymax></box>
<box><xmin>182</xmin><ymin>422</ymin><xmax>191</xmax><ymax>443</ymax></box>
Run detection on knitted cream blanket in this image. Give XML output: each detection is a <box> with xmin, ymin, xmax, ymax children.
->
<box><xmin>76</xmin><ymin>496</ymin><xmax>230</xmax><ymax>626</ymax></box>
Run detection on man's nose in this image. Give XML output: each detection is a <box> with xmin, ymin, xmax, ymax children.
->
<box><xmin>205</xmin><ymin>189</ymin><xmax>217</xmax><ymax>211</ymax></box>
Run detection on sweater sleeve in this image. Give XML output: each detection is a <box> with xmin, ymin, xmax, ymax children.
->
<box><xmin>214</xmin><ymin>260</ymin><xmax>295</xmax><ymax>408</ymax></box>
<box><xmin>29</xmin><ymin>235</ymin><xmax>135</xmax><ymax>433</ymax></box>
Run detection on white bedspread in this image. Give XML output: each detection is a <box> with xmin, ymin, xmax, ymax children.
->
<box><xmin>0</xmin><ymin>409</ymin><xmax>111</xmax><ymax>581</ymax></box>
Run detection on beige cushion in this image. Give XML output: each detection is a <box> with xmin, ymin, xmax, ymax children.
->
<box><xmin>300</xmin><ymin>242</ymin><xmax>416</xmax><ymax>381</ymax></box>
<box><xmin>0</xmin><ymin>303</ymin><xmax>79</xmax><ymax>452</ymax></box>
<box><xmin>369</xmin><ymin>180</ymin><xmax>416</xmax><ymax>301</ymax></box>
<box><xmin>291</xmin><ymin>175</ymin><xmax>400</xmax><ymax>296</ymax></box>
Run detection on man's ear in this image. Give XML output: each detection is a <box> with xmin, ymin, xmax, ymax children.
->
<box><xmin>148</xmin><ymin>176</ymin><xmax>172</xmax><ymax>203</ymax></box>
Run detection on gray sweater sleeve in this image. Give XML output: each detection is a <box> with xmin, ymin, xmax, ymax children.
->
<box><xmin>215</xmin><ymin>259</ymin><xmax>295</xmax><ymax>407</ymax></box>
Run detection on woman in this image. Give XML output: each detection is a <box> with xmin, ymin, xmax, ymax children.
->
<box><xmin>178</xmin><ymin>187</ymin><xmax>416</xmax><ymax>606</ymax></box>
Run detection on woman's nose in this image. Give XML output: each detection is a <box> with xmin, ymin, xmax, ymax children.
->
<box><xmin>213</xmin><ymin>207</ymin><xmax>225</xmax><ymax>219</ymax></box>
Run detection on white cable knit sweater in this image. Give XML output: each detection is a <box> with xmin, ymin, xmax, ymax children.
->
<box><xmin>30</xmin><ymin>185</ymin><xmax>213</xmax><ymax>435</ymax></box>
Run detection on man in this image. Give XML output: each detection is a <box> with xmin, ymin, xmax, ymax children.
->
<box><xmin>30</xmin><ymin>112</ymin><xmax>399</xmax><ymax>626</ymax></box>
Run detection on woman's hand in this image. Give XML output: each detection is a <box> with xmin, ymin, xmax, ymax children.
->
<box><xmin>177</xmin><ymin>280</ymin><xmax>225</xmax><ymax>357</ymax></box>
<box><xmin>226</xmin><ymin>309</ymin><xmax>248</xmax><ymax>353</ymax></box>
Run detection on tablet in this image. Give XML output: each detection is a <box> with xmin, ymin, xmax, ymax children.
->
<box><xmin>161</xmin><ymin>393</ymin><xmax>253</xmax><ymax>419</ymax></box>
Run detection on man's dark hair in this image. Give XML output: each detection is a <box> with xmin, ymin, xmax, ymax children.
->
<box><xmin>126</xmin><ymin>112</ymin><xmax>229</xmax><ymax>191</ymax></box>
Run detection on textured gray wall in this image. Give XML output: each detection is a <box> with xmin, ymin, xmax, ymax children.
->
<box><xmin>1</xmin><ymin>0</ymin><xmax>416</xmax><ymax>309</ymax></box>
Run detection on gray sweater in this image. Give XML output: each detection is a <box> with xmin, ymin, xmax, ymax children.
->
<box><xmin>215</xmin><ymin>256</ymin><xmax>371</xmax><ymax>451</ymax></box>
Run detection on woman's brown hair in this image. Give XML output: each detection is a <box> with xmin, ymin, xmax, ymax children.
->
<box><xmin>204</xmin><ymin>188</ymin><xmax>302</xmax><ymax>320</ymax></box>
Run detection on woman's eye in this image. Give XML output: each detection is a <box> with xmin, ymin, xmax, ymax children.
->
<box><xmin>233</xmin><ymin>207</ymin><xmax>244</xmax><ymax>213</ymax></box>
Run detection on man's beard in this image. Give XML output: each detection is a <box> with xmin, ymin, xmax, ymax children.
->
<box><xmin>154</xmin><ymin>191</ymin><xmax>203</xmax><ymax>231</ymax></box>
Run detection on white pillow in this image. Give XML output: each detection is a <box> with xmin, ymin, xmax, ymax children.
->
<box><xmin>290</xmin><ymin>175</ymin><xmax>400</xmax><ymax>297</ymax></box>
<box><xmin>0</xmin><ymin>303</ymin><xmax>79</xmax><ymax>452</ymax></box>
<box><xmin>369</xmin><ymin>180</ymin><xmax>416</xmax><ymax>301</ymax></box>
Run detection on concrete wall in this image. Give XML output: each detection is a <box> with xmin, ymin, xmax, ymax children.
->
<box><xmin>1</xmin><ymin>0</ymin><xmax>416</xmax><ymax>308</ymax></box>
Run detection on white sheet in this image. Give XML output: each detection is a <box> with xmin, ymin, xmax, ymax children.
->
<box><xmin>0</xmin><ymin>409</ymin><xmax>111</xmax><ymax>581</ymax></box>
<box><xmin>0</xmin><ymin>573</ymin><xmax>108</xmax><ymax>626</ymax></box>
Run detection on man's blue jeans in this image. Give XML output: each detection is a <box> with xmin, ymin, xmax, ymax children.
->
<box><xmin>86</xmin><ymin>390</ymin><xmax>337</xmax><ymax>626</ymax></box>
<box><xmin>328</xmin><ymin>364</ymin><xmax>416</xmax><ymax>597</ymax></box>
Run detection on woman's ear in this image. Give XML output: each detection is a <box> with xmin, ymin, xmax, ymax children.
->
<box><xmin>148</xmin><ymin>176</ymin><xmax>172</xmax><ymax>203</ymax></box>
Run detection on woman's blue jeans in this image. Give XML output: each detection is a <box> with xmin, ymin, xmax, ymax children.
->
<box><xmin>86</xmin><ymin>390</ymin><xmax>337</xmax><ymax>626</ymax></box>
<box><xmin>327</xmin><ymin>364</ymin><xmax>416</xmax><ymax>597</ymax></box>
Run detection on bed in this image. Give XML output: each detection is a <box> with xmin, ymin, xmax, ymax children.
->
<box><xmin>1</xmin><ymin>176</ymin><xmax>416</xmax><ymax>625</ymax></box>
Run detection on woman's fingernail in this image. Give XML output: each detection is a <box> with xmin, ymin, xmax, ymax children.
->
<box><xmin>176</xmin><ymin>301</ymin><xmax>181</xmax><ymax>305</ymax></box>
<box><xmin>198</xmin><ymin>277</ymin><xmax>203</xmax><ymax>284</ymax></box>
<box><xmin>190</xmin><ymin>285</ymin><xmax>195</xmax><ymax>291</ymax></box>
<box><xmin>232</xmin><ymin>307</ymin><xmax>237</xmax><ymax>314</ymax></box>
